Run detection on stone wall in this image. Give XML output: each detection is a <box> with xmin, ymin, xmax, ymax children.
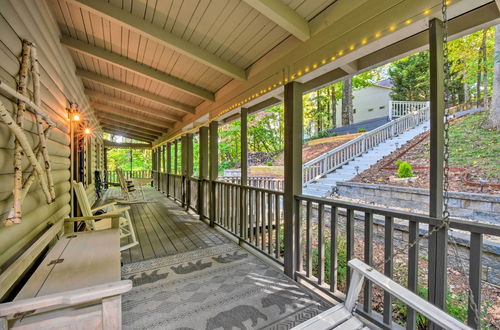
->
<box><xmin>337</xmin><ymin>182</ymin><xmax>500</xmax><ymax>225</ymax></box>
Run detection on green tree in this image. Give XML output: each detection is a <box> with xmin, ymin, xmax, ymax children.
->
<box><xmin>389</xmin><ymin>52</ymin><xmax>430</xmax><ymax>101</ymax></box>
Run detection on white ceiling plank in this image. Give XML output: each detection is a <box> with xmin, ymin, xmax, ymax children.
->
<box><xmin>68</xmin><ymin>0</ymin><xmax>247</xmax><ymax>80</ymax></box>
<box><xmin>76</xmin><ymin>69</ymin><xmax>195</xmax><ymax>114</ymax></box>
<box><xmin>243</xmin><ymin>0</ymin><xmax>310</xmax><ymax>41</ymax></box>
<box><xmin>61</xmin><ymin>35</ymin><xmax>215</xmax><ymax>101</ymax></box>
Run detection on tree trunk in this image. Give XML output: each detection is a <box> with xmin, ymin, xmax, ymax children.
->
<box><xmin>485</xmin><ymin>25</ymin><xmax>500</xmax><ymax>129</ymax></box>
<box><xmin>331</xmin><ymin>84</ymin><xmax>337</xmax><ymax>127</ymax></box>
<box><xmin>476</xmin><ymin>30</ymin><xmax>487</xmax><ymax>107</ymax></box>
<box><xmin>481</xmin><ymin>29</ymin><xmax>489</xmax><ymax>109</ymax></box>
<box><xmin>342</xmin><ymin>78</ymin><xmax>353</xmax><ymax>125</ymax></box>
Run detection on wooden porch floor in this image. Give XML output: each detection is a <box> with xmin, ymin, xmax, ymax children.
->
<box><xmin>103</xmin><ymin>187</ymin><xmax>228</xmax><ymax>264</ymax></box>
<box><xmin>103</xmin><ymin>187</ymin><xmax>330</xmax><ymax>329</ymax></box>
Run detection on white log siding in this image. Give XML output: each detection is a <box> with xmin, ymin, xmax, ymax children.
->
<box><xmin>0</xmin><ymin>0</ymin><xmax>99</xmax><ymax>277</ymax></box>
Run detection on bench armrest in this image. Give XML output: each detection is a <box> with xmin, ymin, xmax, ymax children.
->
<box><xmin>348</xmin><ymin>259</ymin><xmax>472</xmax><ymax>330</ymax></box>
<box><xmin>64</xmin><ymin>214</ymin><xmax>121</xmax><ymax>222</ymax></box>
<box><xmin>0</xmin><ymin>280</ymin><xmax>132</xmax><ymax>318</ymax></box>
<box><xmin>91</xmin><ymin>202</ymin><xmax>117</xmax><ymax>212</ymax></box>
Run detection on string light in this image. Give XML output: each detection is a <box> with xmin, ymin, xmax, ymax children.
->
<box><xmin>84</xmin><ymin>128</ymin><xmax>91</xmax><ymax>135</ymax></box>
<box><xmin>155</xmin><ymin>11</ymin><xmax>435</xmax><ymax>148</ymax></box>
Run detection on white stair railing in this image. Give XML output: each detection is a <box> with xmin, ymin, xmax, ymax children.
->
<box><xmin>302</xmin><ymin>106</ymin><xmax>429</xmax><ymax>186</ymax></box>
<box><xmin>389</xmin><ymin>100</ymin><xmax>429</xmax><ymax>119</ymax></box>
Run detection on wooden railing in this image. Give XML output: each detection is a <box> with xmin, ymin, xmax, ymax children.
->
<box><xmin>154</xmin><ymin>170</ymin><xmax>499</xmax><ymax>329</ymax></box>
<box><xmin>302</xmin><ymin>107</ymin><xmax>429</xmax><ymax>185</ymax></box>
<box><xmin>213</xmin><ymin>180</ymin><xmax>284</xmax><ymax>263</ymax></box>
<box><xmin>389</xmin><ymin>100</ymin><xmax>429</xmax><ymax>119</ymax></box>
<box><xmin>105</xmin><ymin>170</ymin><xmax>151</xmax><ymax>185</ymax></box>
<box><xmin>294</xmin><ymin>194</ymin><xmax>499</xmax><ymax>329</ymax></box>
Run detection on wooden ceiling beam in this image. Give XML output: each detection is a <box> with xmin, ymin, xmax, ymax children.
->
<box><xmin>98</xmin><ymin>118</ymin><xmax>163</xmax><ymax>137</ymax></box>
<box><xmin>96</xmin><ymin>114</ymin><xmax>166</xmax><ymax>135</ymax></box>
<box><xmin>86</xmin><ymin>90</ymin><xmax>181</xmax><ymax>122</ymax></box>
<box><xmin>62</xmin><ymin>36</ymin><xmax>214</xmax><ymax>101</ymax></box>
<box><xmin>70</xmin><ymin>0</ymin><xmax>246</xmax><ymax>80</ymax></box>
<box><xmin>77</xmin><ymin>69</ymin><xmax>195</xmax><ymax>114</ymax></box>
<box><xmin>243</xmin><ymin>0</ymin><xmax>310</xmax><ymax>41</ymax></box>
<box><xmin>103</xmin><ymin>140</ymin><xmax>152</xmax><ymax>149</ymax></box>
<box><xmin>103</xmin><ymin>129</ymin><xmax>153</xmax><ymax>142</ymax></box>
<box><xmin>101</xmin><ymin>123</ymin><xmax>158</xmax><ymax>140</ymax></box>
<box><xmin>92</xmin><ymin>102</ymin><xmax>174</xmax><ymax>129</ymax></box>
<box><xmin>96</xmin><ymin>113</ymin><xmax>166</xmax><ymax>135</ymax></box>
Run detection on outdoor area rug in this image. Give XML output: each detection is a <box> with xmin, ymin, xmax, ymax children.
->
<box><xmin>121</xmin><ymin>243</ymin><xmax>331</xmax><ymax>329</ymax></box>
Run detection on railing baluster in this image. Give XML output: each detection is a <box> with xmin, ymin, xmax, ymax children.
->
<box><xmin>275</xmin><ymin>194</ymin><xmax>280</xmax><ymax>259</ymax></box>
<box><xmin>407</xmin><ymin>220</ymin><xmax>419</xmax><ymax>330</ymax></box>
<box><xmin>267</xmin><ymin>192</ymin><xmax>272</xmax><ymax>255</ymax></box>
<box><xmin>255</xmin><ymin>191</ymin><xmax>260</xmax><ymax>247</ymax></box>
<box><xmin>306</xmin><ymin>201</ymin><xmax>313</xmax><ymax>277</ymax></box>
<box><xmin>346</xmin><ymin>209</ymin><xmax>354</xmax><ymax>288</ymax></box>
<box><xmin>383</xmin><ymin>216</ymin><xmax>394</xmax><ymax>325</ymax></box>
<box><xmin>261</xmin><ymin>191</ymin><xmax>266</xmax><ymax>251</ymax></box>
<box><xmin>468</xmin><ymin>232</ymin><xmax>483</xmax><ymax>329</ymax></box>
<box><xmin>330</xmin><ymin>206</ymin><xmax>338</xmax><ymax>292</ymax></box>
<box><xmin>318</xmin><ymin>203</ymin><xmax>325</xmax><ymax>285</ymax></box>
<box><xmin>249</xmin><ymin>189</ymin><xmax>254</xmax><ymax>243</ymax></box>
<box><xmin>364</xmin><ymin>212</ymin><xmax>373</xmax><ymax>314</ymax></box>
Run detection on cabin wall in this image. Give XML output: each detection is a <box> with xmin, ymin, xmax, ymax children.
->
<box><xmin>0</xmin><ymin>0</ymin><xmax>97</xmax><ymax>272</ymax></box>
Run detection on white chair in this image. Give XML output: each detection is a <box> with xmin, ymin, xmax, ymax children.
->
<box><xmin>73</xmin><ymin>180</ymin><xmax>139</xmax><ymax>251</ymax></box>
<box><xmin>116</xmin><ymin>169</ymin><xmax>146</xmax><ymax>203</ymax></box>
<box><xmin>293</xmin><ymin>258</ymin><xmax>472</xmax><ymax>330</ymax></box>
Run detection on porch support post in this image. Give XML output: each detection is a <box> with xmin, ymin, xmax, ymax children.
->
<box><xmin>199</xmin><ymin>127</ymin><xmax>209</xmax><ymax>217</ymax></box>
<box><xmin>174</xmin><ymin>140</ymin><xmax>178</xmax><ymax>198</ymax></box>
<box><xmin>428</xmin><ymin>17</ymin><xmax>447</xmax><ymax>325</ymax></box>
<box><xmin>185</xmin><ymin>133</ymin><xmax>194</xmax><ymax>211</ymax></box>
<box><xmin>209</xmin><ymin>121</ymin><xmax>218</xmax><ymax>227</ymax></box>
<box><xmin>181</xmin><ymin>135</ymin><xmax>187</xmax><ymax>207</ymax></box>
<box><xmin>152</xmin><ymin>148</ymin><xmax>156</xmax><ymax>188</ymax></box>
<box><xmin>283</xmin><ymin>81</ymin><xmax>303</xmax><ymax>278</ymax></box>
<box><xmin>103</xmin><ymin>147</ymin><xmax>108</xmax><ymax>189</ymax></box>
<box><xmin>239</xmin><ymin>108</ymin><xmax>248</xmax><ymax>241</ymax></box>
<box><xmin>157</xmin><ymin>147</ymin><xmax>161</xmax><ymax>190</ymax></box>
<box><xmin>166</xmin><ymin>142</ymin><xmax>172</xmax><ymax>196</ymax></box>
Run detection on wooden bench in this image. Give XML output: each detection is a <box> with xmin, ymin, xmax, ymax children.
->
<box><xmin>0</xmin><ymin>219</ymin><xmax>132</xmax><ymax>329</ymax></box>
<box><xmin>292</xmin><ymin>258</ymin><xmax>472</xmax><ymax>330</ymax></box>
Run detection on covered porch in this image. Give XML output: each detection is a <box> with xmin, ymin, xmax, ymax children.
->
<box><xmin>0</xmin><ymin>0</ymin><xmax>499</xmax><ymax>329</ymax></box>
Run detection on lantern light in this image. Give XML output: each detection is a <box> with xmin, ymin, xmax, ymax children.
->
<box><xmin>72</xmin><ymin>113</ymin><xmax>80</xmax><ymax>121</ymax></box>
<box><xmin>84</xmin><ymin>128</ymin><xmax>91</xmax><ymax>135</ymax></box>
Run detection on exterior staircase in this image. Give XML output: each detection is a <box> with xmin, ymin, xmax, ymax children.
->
<box><xmin>302</xmin><ymin>103</ymin><xmax>429</xmax><ymax>197</ymax></box>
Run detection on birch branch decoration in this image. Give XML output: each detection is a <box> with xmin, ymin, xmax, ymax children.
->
<box><xmin>7</xmin><ymin>40</ymin><xmax>31</xmax><ymax>225</ymax></box>
<box><xmin>30</xmin><ymin>44</ymin><xmax>55</xmax><ymax>202</ymax></box>
<box><xmin>0</xmin><ymin>40</ymin><xmax>56</xmax><ymax>226</ymax></box>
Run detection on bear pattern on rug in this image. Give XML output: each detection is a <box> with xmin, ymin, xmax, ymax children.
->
<box><xmin>122</xmin><ymin>244</ymin><xmax>330</xmax><ymax>329</ymax></box>
<box><xmin>205</xmin><ymin>305</ymin><xmax>268</xmax><ymax>330</ymax></box>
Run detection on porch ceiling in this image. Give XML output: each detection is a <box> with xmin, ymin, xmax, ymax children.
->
<box><xmin>46</xmin><ymin>0</ymin><xmax>500</xmax><ymax>142</ymax></box>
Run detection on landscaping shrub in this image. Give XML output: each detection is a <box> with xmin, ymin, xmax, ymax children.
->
<box><xmin>266</xmin><ymin>161</ymin><xmax>273</xmax><ymax>166</ymax></box>
<box><xmin>397</xmin><ymin>161</ymin><xmax>413</xmax><ymax>178</ymax></box>
<box><xmin>357</xmin><ymin>128</ymin><xmax>367</xmax><ymax>133</ymax></box>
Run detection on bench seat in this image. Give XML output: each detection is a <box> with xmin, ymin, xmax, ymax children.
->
<box><xmin>0</xmin><ymin>229</ymin><xmax>131</xmax><ymax>329</ymax></box>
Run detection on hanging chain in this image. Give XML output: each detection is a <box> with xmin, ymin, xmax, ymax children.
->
<box><xmin>363</xmin><ymin>2</ymin><xmax>483</xmax><ymax>326</ymax></box>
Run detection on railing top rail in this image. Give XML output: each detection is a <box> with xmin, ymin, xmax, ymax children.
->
<box><xmin>303</xmin><ymin>107</ymin><xmax>429</xmax><ymax>167</ymax></box>
<box><xmin>214</xmin><ymin>179</ymin><xmax>284</xmax><ymax>195</ymax></box>
<box><xmin>295</xmin><ymin>194</ymin><xmax>500</xmax><ymax>236</ymax></box>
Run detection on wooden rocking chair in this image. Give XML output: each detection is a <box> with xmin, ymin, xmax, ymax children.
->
<box><xmin>293</xmin><ymin>258</ymin><xmax>472</xmax><ymax>330</ymax></box>
<box><xmin>73</xmin><ymin>181</ymin><xmax>139</xmax><ymax>251</ymax></box>
<box><xmin>116</xmin><ymin>169</ymin><xmax>146</xmax><ymax>203</ymax></box>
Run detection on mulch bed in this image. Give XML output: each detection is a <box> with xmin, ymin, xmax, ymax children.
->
<box><xmin>350</xmin><ymin>131</ymin><xmax>500</xmax><ymax>194</ymax></box>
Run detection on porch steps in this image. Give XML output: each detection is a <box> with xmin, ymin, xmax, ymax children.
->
<box><xmin>303</xmin><ymin>120</ymin><xmax>429</xmax><ymax>197</ymax></box>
